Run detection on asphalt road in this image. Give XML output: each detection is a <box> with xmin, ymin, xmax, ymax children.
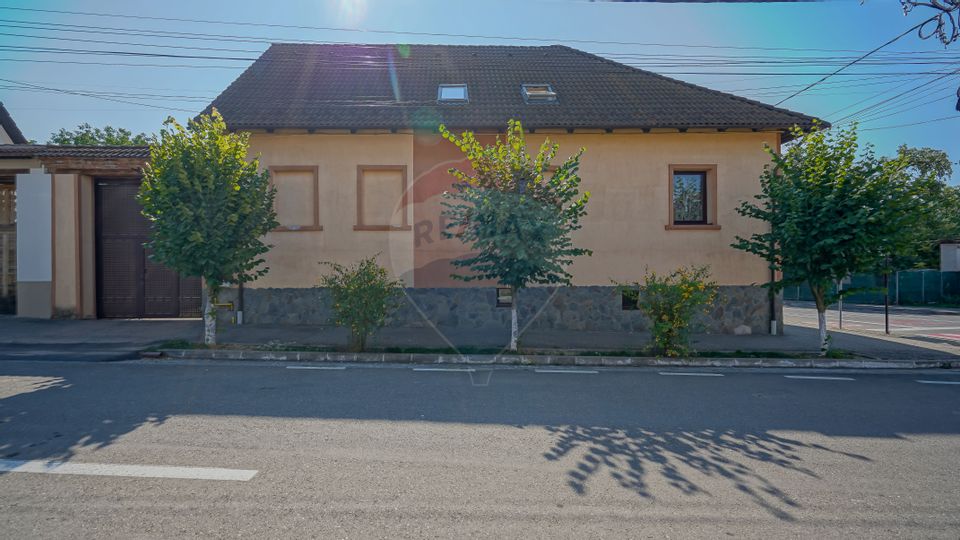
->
<box><xmin>0</xmin><ymin>360</ymin><xmax>958</xmax><ymax>538</ymax></box>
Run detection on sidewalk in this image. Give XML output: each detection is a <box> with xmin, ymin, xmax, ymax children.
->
<box><xmin>0</xmin><ymin>316</ymin><xmax>199</xmax><ymax>361</ymax></box>
<box><xmin>214</xmin><ymin>323</ymin><xmax>958</xmax><ymax>360</ymax></box>
<box><xmin>3</xmin><ymin>315</ymin><xmax>958</xmax><ymax>361</ymax></box>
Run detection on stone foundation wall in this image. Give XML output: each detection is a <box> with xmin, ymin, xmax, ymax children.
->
<box><xmin>219</xmin><ymin>285</ymin><xmax>779</xmax><ymax>335</ymax></box>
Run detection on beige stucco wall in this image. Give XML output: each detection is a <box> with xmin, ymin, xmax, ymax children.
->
<box><xmin>248</xmin><ymin>133</ymin><xmax>415</xmax><ymax>288</ymax></box>
<box><xmin>249</xmin><ymin>130</ymin><xmax>774</xmax><ymax>289</ymax></box>
<box><xmin>0</xmin><ymin>126</ymin><xmax>13</xmax><ymax>145</ymax></box>
<box><xmin>79</xmin><ymin>175</ymin><xmax>96</xmax><ymax>318</ymax></box>
<box><xmin>52</xmin><ymin>173</ymin><xmax>80</xmax><ymax>315</ymax></box>
<box><xmin>411</xmin><ymin>130</ymin><xmax>777</xmax><ymax>287</ymax></box>
<box><xmin>555</xmin><ymin>131</ymin><xmax>775</xmax><ymax>286</ymax></box>
<box><xmin>43</xmin><ymin>173</ymin><xmax>96</xmax><ymax>318</ymax></box>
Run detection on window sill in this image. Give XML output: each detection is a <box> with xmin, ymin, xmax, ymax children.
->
<box><xmin>353</xmin><ymin>225</ymin><xmax>412</xmax><ymax>231</ymax></box>
<box><xmin>664</xmin><ymin>224</ymin><xmax>721</xmax><ymax>231</ymax></box>
<box><xmin>273</xmin><ymin>225</ymin><xmax>323</xmax><ymax>232</ymax></box>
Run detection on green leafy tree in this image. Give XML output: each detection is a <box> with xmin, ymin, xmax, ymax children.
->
<box><xmin>897</xmin><ymin>144</ymin><xmax>954</xmax><ymax>182</ymax></box>
<box><xmin>733</xmin><ymin>124</ymin><xmax>928</xmax><ymax>354</ymax></box>
<box><xmin>319</xmin><ymin>256</ymin><xmax>404</xmax><ymax>352</ymax></box>
<box><xmin>440</xmin><ymin>120</ymin><xmax>592</xmax><ymax>351</ymax></box>
<box><xmin>138</xmin><ymin>110</ymin><xmax>277</xmax><ymax>345</ymax></box>
<box><xmin>618</xmin><ymin>266</ymin><xmax>718</xmax><ymax>357</ymax></box>
<box><xmin>49</xmin><ymin>123</ymin><xmax>150</xmax><ymax>145</ymax></box>
<box><xmin>889</xmin><ymin>145</ymin><xmax>959</xmax><ymax>268</ymax></box>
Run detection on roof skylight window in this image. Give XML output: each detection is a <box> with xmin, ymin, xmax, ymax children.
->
<box><xmin>438</xmin><ymin>84</ymin><xmax>468</xmax><ymax>103</ymax></box>
<box><xmin>522</xmin><ymin>84</ymin><xmax>558</xmax><ymax>103</ymax></box>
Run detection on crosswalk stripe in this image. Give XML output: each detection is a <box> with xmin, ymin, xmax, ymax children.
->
<box><xmin>0</xmin><ymin>459</ymin><xmax>257</xmax><ymax>481</ymax></box>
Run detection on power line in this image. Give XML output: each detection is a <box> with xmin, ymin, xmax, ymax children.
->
<box><xmin>732</xmin><ymin>74</ymin><xmax>938</xmax><ymax>95</ymax></box>
<box><xmin>0</xmin><ymin>78</ymin><xmax>223</xmax><ymax>93</ymax></box>
<box><xmin>844</xmin><ymin>75</ymin><xmax>960</xmax><ymax>123</ymax></box>
<box><xmin>7</xmin><ymin>23</ymin><xmax>956</xmax><ymax>66</ymax></box>
<box><xmin>854</xmin><ymin>93</ymin><xmax>956</xmax><ymax>125</ymax></box>
<box><xmin>4</xmin><ymin>19</ymin><xmax>959</xmax><ymax>70</ymax></box>
<box><xmin>824</xmin><ymin>69</ymin><xmax>958</xmax><ymax>118</ymax></box>
<box><xmin>1</xmin><ymin>16</ymin><xmax>956</xmax><ymax>81</ymax></box>
<box><xmin>7</xmin><ymin>32</ymin><xmax>960</xmax><ymax>66</ymax></box>
<box><xmin>0</xmin><ymin>44</ymin><xmax>256</xmax><ymax>61</ymax></box>
<box><xmin>0</xmin><ymin>84</ymin><xmax>214</xmax><ymax>102</ymax></box>
<box><xmin>0</xmin><ymin>5</ymin><xmax>924</xmax><ymax>53</ymax></box>
<box><xmin>833</xmin><ymin>69</ymin><xmax>960</xmax><ymax>123</ymax></box>
<box><xmin>859</xmin><ymin>114</ymin><xmax>960</xmax><ymax>131</ymax></box>
<box><xmin>0</xmin><ymin>45</ymin><xmax>953</xmax><ymax>77</ymax></box>
<box><xmin>0</xmin><ymin>77</ymin><xmax>198</xmax><ymax>112</ymax></box>
<box><xmin>0</xmin><ymin>30</ymin><xmax>266</xmax><ymax>54</ymax></box>
<box><xmin>0</xmin><ymin>57</ymin><xmax>245</xmax><ymax>68</ymax></box>
<box><xmin>775</xmin><ymin>21</ymin><xmax>932</xmax><ymax>105</ymax></box>
<box><xmin>0</xmin><ymin>54</ymin><xmax>947</xmax><ymax>76</ymax></box>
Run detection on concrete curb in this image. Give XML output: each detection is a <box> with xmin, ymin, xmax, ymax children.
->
<box><xmin>154</xmin><ymin>349</ymin><xmax>960</xmax><ymax>370</ymax></box>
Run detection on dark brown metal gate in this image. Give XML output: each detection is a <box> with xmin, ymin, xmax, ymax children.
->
<box><xmin>95</xmin><ymin>178</ymin><xmax>201</xmax><ymax>318</ymax></box>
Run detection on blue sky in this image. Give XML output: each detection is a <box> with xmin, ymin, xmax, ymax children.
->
<box><xmin>0</xmin><ymin>0</ymin><xmax>957</xmax><ymax>181</ymax></box>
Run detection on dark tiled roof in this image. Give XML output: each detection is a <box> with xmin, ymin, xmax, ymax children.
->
<box><xmin>206</xmin><ymin>44</ymin><xmax>821</xmax><ymax>133</ymax></box>
<box><xmin>0</xmin><ymin>144</ymin><xmax>149</xmax><ymax>159</ymax></box>
<box><xmin>0</xmin><ymin>102</ymin><xmax>28</xmax><ymax>144</ymax></box>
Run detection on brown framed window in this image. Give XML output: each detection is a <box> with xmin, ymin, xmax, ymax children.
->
<box><xmin>667</xmin><ymin>165</ymin><xmax>719</xmax><ymax>230</ymax></box>
<box><xmin>496</xmin><ymin>287</ymin><xmax>513</xmax><ymax>308</ymax></box>
<box><xmin>269</xmin><ymin>166</ymin><xmax>321</xmax><ymax>232</ymax></box>
<box><xmin>355</xmin><ymin>165</ymin><xmax>410</xmax><ymax>231</ymax></box>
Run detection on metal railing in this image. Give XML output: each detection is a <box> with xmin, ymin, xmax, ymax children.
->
<box><xmin>784</xmin><ymin>270</ymin><xmax>960</xmax><ymax>306</ymax></box>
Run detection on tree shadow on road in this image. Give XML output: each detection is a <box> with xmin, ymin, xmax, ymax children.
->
<box><xmin>0</xmin><ymin>373</ymin><xmax>168</xmax><ymax>462</ymax></box>
<box><xmin>543</xmin><ymin>425</ymin><xmax>870</xmax><ymax>521</ymax></box>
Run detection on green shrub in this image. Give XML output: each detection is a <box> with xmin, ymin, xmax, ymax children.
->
<box><xmin>619</xmin><ymin>266</ymin><xmax>718</xmax><ymax>357</ymax></box>
<box><xmin>319</xmin><ymin>256</ymin><xmax>404</xmax><ymax>352</ymax></box>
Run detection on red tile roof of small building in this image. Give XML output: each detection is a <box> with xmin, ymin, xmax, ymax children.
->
<box><xmin>0</xmin><ymin>144</ymin><xmax>149</xmax><ymax>159</ymax></box>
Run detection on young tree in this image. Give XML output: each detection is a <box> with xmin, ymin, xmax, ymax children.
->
<box><xmin>319</xmin><ymin>256</ymin><xmax>404</xmax><ymax>352</ymax></box>
<box><xmin>733</xmin><ymin>124</ymin><xmax>927</xmax><ymax>354</ymax></box>
<box><xmin>49</xmin><ymin>123</ymin><xmax>150</xmax><ymax>145</ymax></box>
<box><xmin>138</xmin><ymin>110</ymin><xmax>277</xmax><ymax>345</ymax></box>
<box><xmin>440</xmin><ymin>120</ymin><xmax>592</xmax><ymax>351</ymax></box>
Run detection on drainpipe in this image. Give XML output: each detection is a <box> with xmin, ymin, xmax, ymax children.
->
<box><xmin>237</xmin><ymin>281</ymin><xmax>244</xmax><ymax>325</ymax></box>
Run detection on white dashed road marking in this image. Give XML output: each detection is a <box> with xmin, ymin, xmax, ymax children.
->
<box><xmin>0</xmin><ymin>459</ymin><xmax>257</xmax><ymax>481</ymax></box>
<box><xmin>784</xmin><ymin>375</ymin><xmax>855</xmax><ymax>381</ymax></box>
<box><xmin>286</xmin><ymin>365</ymin><xmax>347</xmax><ymax>370</ymax></box>
<box><xmin>916</xmin><ymin>380</ymin><xmax>960</xmax><ymax>385</ymax></box>
<box><xmin>412</xmin><ymin>367</ymin><xmax>476</xmax><ymax>372</ymax></box>
<box><xmin>534</xmin><ymin>369</ymin><xmax>599</xmax><ymax>374</ymax></box>
<box><xmin>658</xmin><ymin>372</ymin><xmax>724</xmax><ymax>377</ymax></box>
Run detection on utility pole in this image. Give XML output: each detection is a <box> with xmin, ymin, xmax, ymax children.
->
<box><xmin>837</xmin><ymin>279</ymin><xmax>843</xmax><ymax>329</ymax></box>
<box><xmin>884</xmin><ymin>272</ymin><xmax>890</xmax><ymax>334</ymax></box>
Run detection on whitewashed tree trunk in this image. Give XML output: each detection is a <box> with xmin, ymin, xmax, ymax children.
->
<box><xmin>509</xmin><ymin>286</ymin><xmax>518</xmax><ymax>352</ymax></box>
<box><xmin>817</xmin><ymin>309</ymin><xmax>828</xmax><ymax>355</ymax></box>
<box><xmin>203</xmin><ymin>286</ymin><xmax>217</xmax><ymax>346</ymax></box>
<box><xmin>811</xmin><ymin>284</ymin><xmax>829</xmax><ymax>356</ymax></box>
